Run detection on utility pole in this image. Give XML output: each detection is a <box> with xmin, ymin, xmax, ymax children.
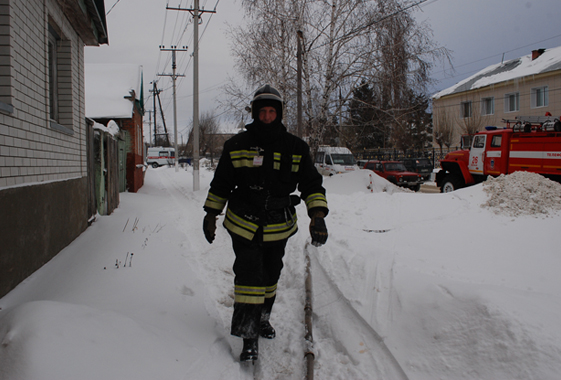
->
<box><xmin>149</xmin><ymin>82</ymin><xmax>159</xmax><ymax>146</ymax></box>
<box><xmin>158</xmin><ymin>46</ymin><xmax>187</xmax><ymax>172</ymax></box>
<box><xmin>166</xmin><ymin>2</ymin><xmax>215</xmax><ymax>191</ymax></box>
<box><xmin>146</xmin><ymin>109</ymin><xmax>153</xmax><ymax>145</ymax></box>
<box><xmin>153</xmin><ymin>81</ymin><xmax>170</xmax><ymax>147</ymax></box>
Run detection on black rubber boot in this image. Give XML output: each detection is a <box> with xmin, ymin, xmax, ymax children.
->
<box><xmin>259</xmin><ymin>320</ymin><xmax>276</xmax><ymax>339</ymax></box>
<box><xmin>240</xmin><ymin>338</ymin><xmax>258</xmax><ymax>362</ymax></box>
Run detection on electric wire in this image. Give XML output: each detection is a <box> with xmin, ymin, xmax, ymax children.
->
<box><xmin>156</xmin><ymin>0</ymin><xmax>222</xmax><ymax>123</ymax></box>
<box><xmin>430</xmin><ymin>33</ymin><xmax>561</xmax><ymax>92</ymax></box>
<box><xmin>105</xmin><ymin>0</ymin><xmax>122</xmax><ymax>16</ymax></box>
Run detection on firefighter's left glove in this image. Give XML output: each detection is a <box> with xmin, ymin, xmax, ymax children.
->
<box><xmin>309</xmin><ymin>212</ymin><xmax>328</xmax><ymax>247</ymax></box>
<box><xmin>203</xmin><ymin>212</ymin><xmax>218</xmax><ymax>244</ymax></box>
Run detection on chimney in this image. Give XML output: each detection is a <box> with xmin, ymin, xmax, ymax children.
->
<box><xmin>532</xmin><ymin>48</ymin><xmax>546</xmax><ymax>60</ymax></box>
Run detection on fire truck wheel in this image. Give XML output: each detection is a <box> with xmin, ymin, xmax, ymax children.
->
<box><xmin>440</xmin><ymin>174</ymin><xmax>462</xmax><ymax>193</ymax></box>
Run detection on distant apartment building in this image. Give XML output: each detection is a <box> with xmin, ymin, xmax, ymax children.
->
<box><xmin>432</xmin><ymin>46</ymin><xmax>561</xmax><ymax>147</ymax></box>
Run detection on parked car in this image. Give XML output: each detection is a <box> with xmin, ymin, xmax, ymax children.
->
<box><xmin>178</xmin><ymin>157</ymin><xmax>192</xmax><ymax>166</ymax></box>
<box><xmin>315</xmin><ymin>146</ymin><xmax>358</xmax><ymax>176</ymax></box>
<box><xmin>363</xmin><ymin>160</ymin><xmax>423</xmax><ymax>191</ymax></box>
<box><xmin>401</xmin><ymin>158</ymin><xmax>433</xmax><ymax>180</ymax></box>
<box><xmin>356</xmin><ymin>159</ymin><xmax>370</xmax><ymax>168</ymax></box>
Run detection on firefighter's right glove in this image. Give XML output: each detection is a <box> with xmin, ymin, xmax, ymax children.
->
<box><xmin>309</xmin><ymin>212</ymin><xmax>328</xmax><ymax>247</ymax></box>
<box><xmin>203</xmin><ymin>212</ymin><xmax>218</xmax><ymax>244</ymax></box>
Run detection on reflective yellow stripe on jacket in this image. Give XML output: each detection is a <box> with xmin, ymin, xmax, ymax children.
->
<box><xmin>224</xmin><ymin>209</ymin><xmax>298</xmax><ymax>242</ymax></box>
<box><xmin>265</xmin><ymin>284</ymin><xmax>277</xmax><ymax>299</ymax></box>
<box><xmin>291</xmin><ymin>155</ymin><xmax>302</xmax><ymax>172</ymax></box>
<box><xmin>305</xmin><ymin>192</ymin><xmax>328</xmax><ymax>211</ymax></box>
<box><xmin>262</xmin><ymin>213</ymin><xmax>298</xmax><ymax>242</ymax></box>
<box><xmin>273</xmin><ymin>152</ymin><xmax>281</xmax><ymax>170</ymax></box>
<box><xmin>204</xmin><ymin>192</ymin><xmax>227</xmax><ymax>212</ymax></box>
<box><xmin>230</xmin><ymin>150</ymin><xmax>259</xmax><ymax>168</ymax></box>
<box><xmin>223</xmin><ymin>209</ymin><xmax>259</xmax><ymax>241</ymax></box>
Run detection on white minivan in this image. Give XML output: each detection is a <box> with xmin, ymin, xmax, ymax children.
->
<box><xmin>314</xmin><ymin>146</ymin><xmax>358</xmax><ymax>176</ymax></box>
<box><xmin>146</xmin><ymin>147</ymin><xmax>175</xmax><ymax>168</ymax></box>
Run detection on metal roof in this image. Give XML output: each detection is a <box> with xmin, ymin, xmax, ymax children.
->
<box><xmin>433</xmin><ymin>46</ymin><xmax>561</xmax><ymax>99</ymax></box>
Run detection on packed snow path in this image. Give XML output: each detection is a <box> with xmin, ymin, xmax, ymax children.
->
<box><xmin>307</xmin><ymin>244</ymin><xmax>409</xmax><ymax>379</ymax></box>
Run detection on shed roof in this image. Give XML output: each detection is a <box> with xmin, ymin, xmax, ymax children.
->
<box><xmin>433</xmin><ymin>46</ymin><xmax>561</xmax><ymax>99</ymax></box>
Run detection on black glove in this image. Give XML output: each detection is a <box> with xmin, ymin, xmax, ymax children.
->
<box><xmin>203</xmin><ymin>212</ymin><xmax>218</xmax><ymax>243</ymax></box>
<box><xmin>310</xmin><ymin>215</ymin><xmax>328</xmax><ymax>247</ymax></box>
<box><xmin>265</xmin><ymin>194</ymin><xmax>301</xmax><ymax>210</ymax></box>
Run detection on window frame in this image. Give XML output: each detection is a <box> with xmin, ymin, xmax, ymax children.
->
<box><xmin>473</xmin><ymin>135</ymin><xmax>486</xmax><ymax>149</ymax></box>
<box><xmin>47</xmin><ymin>20</ymin><xmax>74</xmax><ymax>135</ymax></box>
<box><xmin>460</xmin><ymin>101</ymin><xmax>472</xmax><ymax>118</ymax></box>
<box><xmin>490</xmin><ymin>135</ymin><xmax>502</xmax><ymax>148</ymax></box>
<box><xmin>480</xmin><ymin>97</ymin><xmax>494</xmax><ymax>116</ymax></box>
<box><xmin>47</xmin><ymin>23</ymin><xmax>60</xmax><ymax>122</ymax></box>
<box><xmin>531</xmin><ymin>86</ymin><xmax>549</xmax><ymax>109</ymax></box>
<box><xmin>504</xmin><ymin>92</ymin><xmax>520</xmax><ymax>113</ymax></box>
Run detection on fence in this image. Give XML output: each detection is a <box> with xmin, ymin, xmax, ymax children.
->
<box><xmin>355</xmin><ymin>146</ymin><xmax>462</xmax><ymax>169</ymax></box>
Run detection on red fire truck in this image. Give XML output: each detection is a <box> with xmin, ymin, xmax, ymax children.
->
<box><xmin>436</xmin><ymin>116</ymin><xmax>561</xmax><ymax>193</ymax></box>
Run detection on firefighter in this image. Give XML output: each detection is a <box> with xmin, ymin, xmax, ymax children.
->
<box><xmin>202</xmin><ymin>84</ymin><xmax>328</xmax><ymax>362</ymax></box>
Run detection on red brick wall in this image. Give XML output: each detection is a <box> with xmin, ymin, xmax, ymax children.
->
<box><xmin>120</xmin><ymin>108</ymin><xmax>145</xmax><ymax>193</ymax></box>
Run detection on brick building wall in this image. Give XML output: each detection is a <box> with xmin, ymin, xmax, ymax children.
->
<box><xmin>0</xmin><ymin>0</ymin><xmax>87</xmax><ymax>187</ymax></box>
<box><xmin>121</xmin><ymin>107</ymin><xmax>145</xmax><ymax>193</ymax></box>
<box><xmin>0</xmin><ymin>0</ymin><xmax>106</xmax><ymax>298</ymax></box>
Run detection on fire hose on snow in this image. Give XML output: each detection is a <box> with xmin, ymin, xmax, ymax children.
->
<box><xmin>304</xmin><ymin>249</ymin><xmax>315</xmax><ymax>380</ymax></box>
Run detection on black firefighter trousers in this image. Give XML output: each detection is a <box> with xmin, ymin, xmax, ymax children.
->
<box><xmin>230</xmin><ymin>232</ymin><xmax>287</xmax><ymax>339</ymax></box>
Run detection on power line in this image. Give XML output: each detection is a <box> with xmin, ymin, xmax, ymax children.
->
<box><xmin>430</xmin><ymin>33</ymin><xmax>561</xmax><ymax>92</ymax></box>
<box><xmin>153</xmin><ymin>0</ymin><xmax>222</xmax><ymax>116</ymax></box>
<box><xmin>106</xmin><ymin>0</ymin><xmax>122</xmax><ymax>15</ymax></box>
<box><xmin>434</xmin><ymin>33</ymin><xmax>561</xmax><ymax>79</ymax></box>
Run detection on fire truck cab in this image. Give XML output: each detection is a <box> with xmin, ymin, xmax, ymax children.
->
<box><xmin>436</xmin><ymin>116</ymin><xmax>561</xmax><ymax>192</ymax></box>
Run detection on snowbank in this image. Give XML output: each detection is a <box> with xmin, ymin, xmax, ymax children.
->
<box><xmin>481</xmin><ymin>171</ymin><xmax>561</xmax><ymax>217</ymax></box>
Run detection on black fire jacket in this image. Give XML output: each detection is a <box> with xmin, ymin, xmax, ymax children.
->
<box><xmin>204</xmin><ymin>121</ymin><xmax>328</xmax><ymax>242</ymax></box>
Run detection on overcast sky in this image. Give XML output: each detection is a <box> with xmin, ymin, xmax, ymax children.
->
<box><xmin>85</xmin><ymin>0</ymin><xmax>561</xmax><ymax>142</ymax></box>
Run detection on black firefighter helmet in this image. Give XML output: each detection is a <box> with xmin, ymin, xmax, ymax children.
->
<box><xmin>250</xmin><ymin>84</ymin><xmax>283</xmax><ymax>122</ymax></box>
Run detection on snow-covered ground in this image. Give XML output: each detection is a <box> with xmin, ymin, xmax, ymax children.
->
<box><xmin>1</xmin><ymin>166</ymin><xmax>561</xmax><ymax>380</ymax></box>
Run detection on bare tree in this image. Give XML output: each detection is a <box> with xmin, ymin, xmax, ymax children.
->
<box><xmin>457</xmin><ymin>97</ymin><xmax>483</xmax><ymax>137</ymax></box>
<box><xmin>187</xmin><ymin>111</ymin><xmax>220</xmax><ymax>163</ymax></box>
<box><xmin>224</xmin><ymin>0</ymin><xmax>449</xmax><ymax>155</ymax></box>
<box><xmin>433</xmin><ymin>105</ymin><xmax>454</xmax><ymax>151</ymax></box>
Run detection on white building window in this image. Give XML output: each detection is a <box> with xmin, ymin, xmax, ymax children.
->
<box><xmin>460</xmin><ymin>101</ymin><xmax>472</xmax><ymax>118</ymax></box>
<box><xmin>47</xmin><ymin>20</ymin><xmax>74</xmax><ymax>135</ymax></box>
<box><xmin>504</xmin><ymin>92</ymin><xmax>519</xmax><ymax>113</ymax></box>
<box><xmin>0</xmin><ymin>0</ymin><xmax>13</xmax><ymax>114</ymax></box>
<box><xmin>531</xmin><ymin>86</ymin><xmax>548</xmax><ymax>108</ymax></box>
<box><xmin>481</xmin><ymin>97</ymin><xmax>494</xmax><ymax>116</ymax></box>
<box><xmin>48</xmin><ymin>24</ymin><xmax>60</xmax><ymax>122</ymax></box>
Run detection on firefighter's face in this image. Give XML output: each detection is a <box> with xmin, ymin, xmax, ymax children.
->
<box><xmin>258</xmin><ymin>106</ymin><xmax>277</xmax><ymax>124</ymax></box>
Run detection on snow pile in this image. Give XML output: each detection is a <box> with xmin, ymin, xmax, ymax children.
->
<box><xmin>481</xmin><ymin>172</ymin><xmax>561</xmax><ymax>217</ymax></box>
<box><xmin>323</xmin><ymin>169</ymin><xmax>406</xmax><ymax>195</ymax></box>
